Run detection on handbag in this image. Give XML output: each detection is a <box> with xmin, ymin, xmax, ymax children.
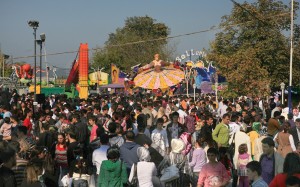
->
<box><xmin>159</xmin><ymin>164</ymin><xmax>180</xmax><ymax>183</ymax></box>
<box><xmin>228</xmin><ymin>132</ymin><xmax>236</xmax><ymax>157</ymax></box>
<box><xmin>127</xmin><ymin>163</ymin><xmax>138</xmax><ymax>187</ymax></box>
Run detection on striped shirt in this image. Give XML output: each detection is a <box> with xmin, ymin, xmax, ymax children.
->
<box><xmin>11</xmin><ymin>158</ymin><xmax>28</xmax><ymax>187</ymax></box>
<box><xmin>55</xmin><ymin>144</ymin><xmax>68</xmax><ymax>168</ymax></box>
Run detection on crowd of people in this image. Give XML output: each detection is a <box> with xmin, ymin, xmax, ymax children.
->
<box><xmin>0</xmin><ymin>87</ymin><xmax>300</xmax><ymax>187</ymax></box>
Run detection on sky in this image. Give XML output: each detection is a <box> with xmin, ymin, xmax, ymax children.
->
<box><xmin>0</xmin><ymin>0</ymin><xmax>296</xmax><ymax>76</ymax></box>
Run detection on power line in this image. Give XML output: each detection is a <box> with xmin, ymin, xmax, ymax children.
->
<box><xmin>12</xmin><ymin>11</ymin><xmax>289</xmax><ymax>61</ymax></box>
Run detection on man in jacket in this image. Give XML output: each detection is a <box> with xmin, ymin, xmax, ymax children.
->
<box><xmin>259</xmin><ymin>137</ymin><xmax>284</xmax><ymax>185</ymax></box>
<box><xmin>212</xmin><ymin>113</ymin><xmax>230</xmax><ymax>148</ymax></box>
<box><xmin>120</xmin><ymin>131</ymin><xmax>140</xmax><ymax>175</ymax></box>
<box><xmin>166</xmin><ymin>111</ymin><xmax>186</xmax><ymax>151</ymax></box>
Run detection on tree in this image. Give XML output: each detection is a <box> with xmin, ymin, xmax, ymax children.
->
<box><xmin>0</xmin><ymin>52</ymin><xmax>13</xmax><ymax>78</ymax></box>
<box><xmin>92</xmin><ymin>16</ymin><xmax>173</xmax><ymax>71</ymax></box>
<box><xmin>208</xmin><ymin>0</ymin><xmax>300</xmax><ymax>97</ymax></box>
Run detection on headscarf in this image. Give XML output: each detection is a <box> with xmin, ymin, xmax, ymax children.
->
<box><xmin>252</xmin><ymin>122</ymin><xmax>261</xmax><ymax>133</ymax></box>
<box><xmin>180</xmin><ymin>132</ymin><xmax>192</xmax><ymax>155</ymax></box>
<box><xmin>137</xmin><ymin>147</ymin><xmax>151</xmax><ymax>162</ymax></box>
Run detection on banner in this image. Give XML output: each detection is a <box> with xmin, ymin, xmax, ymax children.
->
<box><xmin>89</xmin><ymin>71</ymin><xmax>108</xmax><ymax>85</ymax></box>
<box><xmin>111</xmin><ymin>64</ymin><xmax>120</xmax><ymax>84</ymax></box>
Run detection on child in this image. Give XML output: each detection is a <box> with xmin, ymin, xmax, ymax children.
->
<box><xmin>197</xmin><ymin>147</ymin><xmax>230</xmax><ymax>187</ymax></box>
<box><xmin>0</xmin><ymin>117</ymin><xmax>12</xmax><ymax>138</ymax></box>
<box><xmin>246</xmin><ymin>161</ymin><xmax>268</xmax><ymax>187</ymax></box>
<box><xmin>151</xmin><ymin>118</ymin><xmax>168</xmax><ymax>156</ymax></box>
<box><xmin>237</xmin><ymin>143</ymin><xmax>251</xmax><ymax>187</ymax></box>
<box><xmin>189</xmin><ymin>137</ymin><xmax>207</xmax><ymax>187</ymax></box>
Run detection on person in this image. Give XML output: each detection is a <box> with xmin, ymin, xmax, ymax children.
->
<box><xmin>98</xmin><ymin>146</ymin><xmax>128</xmax><ymax>187</ymax></box>
<box><xmin>189</xmin><ymin>137</ymin><xmax>207</xmax><ymax>187</ymax></box>
<box><xmin>267</xmin><ymin>111</ymin><xmax>281</xmax><ymax>137</ymax></box>
<box><xmin>259</xmin><ymin>137</ymin><xmax>284</xmax><ymax>184</ymax></box>
<box><xmin>246</xmin><ymin>161</ymin><xmax>268</xmax><ymax>187</ymax></box>
<box><xmin>289</xmin><ymin>118</ymin><xmax>300</xmax><ymax>149</ymax></box>
<box><xmin>151</xmin><ymin>118</ymin><xmax>168</xmax><ymax>156</ymax></box>
<box><xmin>88</xmin><ymin>115</ymin><xmax>98</xmax><ymax>142</ymax></box>
<box><xmin>236</xmin><ymin>144</ymin><xmax>251</xmax><ymax>187</ymax></box>
<box><xmin>128</xmin><ymin>147</ymin><xmax>158</xmax><ymax>187</ymax></box>
<box><xmin>20</xmin><ymin>158</ymin><xmax>45</xmax><ymax>187</ymax></box>
<box><xmin>212</xmin><ymin>113</ymin><xmax>230</xmax><ymax>148</ymax></box>
<box><xmin>232</xmin><ymin>124</ymin><xmax>251</xmax><ymax>174</ymax></box>
<box><xmin>286</xmin><ymin>176</ymin><xmax>300</xmax><ymax>187</ymax></box>
<box><xmin>119</xmin><ymin>130</ymin><xmax>140</xmax><ymax>175</ymax></box>
<box><xmin>165</xmin><ymin>138</ymin><xmax>187</xmax><ymax>186</ymax></box>
<box><xmin>269</xmin><ymin>152</ymin><xmax>300</xmax><ymax>187</ymax></box>
<box><xmin>54</xmin><ymin>133</ymin><xmax>68</xmax><ymax>185</ymax></box>
<box><xmin>0</xmin><ymin>117</ymin><xmax>11</xmax><ymax>139</ymax></box>
<box><xmin>69</xmin><ymin>147</ymin><xmax>91</xmax><ymax>187</ymax></box>
<box><xmin>247</xmin><ymin>122</ymin><xmax>261</xmax><ymax>158</ymax></box>
<box><xmin>166</xmin><ymin>111</ymin><xmax>186</xmax><ymax>151</ymax></box>
<box><xmin>134</xmin><ymin>114</ymin><xmax>152</xmax><ymax>146</ymax></box>
<box><xmin>0</xmin><ymin>145</ymin><xmax>17</xmax><ymax>187</ymax></box>
<box><xmin>197</xmin><ymin>147</ymin><xmax>230</xmax><ymax>187</ymax></box>
<box><xmin>274</xmin><ymin>121</ymin><xmax>296</xmax><ymax>158</ymax></box>
<box><xmin>133</xmin><ymin>53</ymin><xmax>184</xmax><ymax>90</ymax></box>
<box><xmin>92</xmin><ymin>133</ymin><xmax>110</xmax><ymax>184</ymax></box>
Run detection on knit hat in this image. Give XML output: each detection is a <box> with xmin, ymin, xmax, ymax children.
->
<box><xmin>171</xmin><ymin>139</ymin><xmax>186</xmax><ymax>154</ymax></box>
<box><xmin>137</xmin><ymin>147</ymin><xmax>151</xmax><ymax>162</ymax></box>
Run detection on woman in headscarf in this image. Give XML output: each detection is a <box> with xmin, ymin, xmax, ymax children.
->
<box><xmin>128</xmin><ymin>147</ymin><xmax>159</xmax><ymax>187</ymax></box>
<box><xmin>247</xmin><ymin>121</ymin><xmax>261</xmax><ymax>158</ymax></box>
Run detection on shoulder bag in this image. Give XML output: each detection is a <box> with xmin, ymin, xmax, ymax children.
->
<box><xmin>127</xmin><ymin>163</ymin><xmax>138</xmax><ymax>187</ymax></box>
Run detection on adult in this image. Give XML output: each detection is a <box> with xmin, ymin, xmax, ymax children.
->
<box><xmin>246</xmin><ymin>161</ymin><xmax>268</xmax><ymax>187</ymax></box>
<box><xmin>98</xmin><ymin>146</ymin><xmax>128</xmax><ymax>187</ymax></box>
<box><xmin>289</xmin><ymin>118</ymin><xmax>300</xmax><ymax>148</ymax></box>
<box><xmin>232</xmin><ymin>124</ymin><xmax>251</xmax><ymax>171</ymax></box>
<box><xmin>129</xmin><ymin>147</ymin><xmax>158</xmax><ymax>187</ymax></box>
<box><xmin>267</xmin><ymin>111</ymin><xmax>281</xmax><ymax>137</ymax></box>
<box><xmin>271</xmin><ymin>104</ymin><xmax>283</xmax><ymax>118</ymax></box>
<box><xmin>134</xmin><ymin>114</ymin><xmax>152</xmax><ymax>146</ymax></box>
<box><xmin>259</xmin><ymin>137</ymin><xmax>284</xmax><ymax>184</ymax></box>
<box><xmin>70</xmin><ymin>113</ymin><xmax>90</xmax><ymax>147</ymax></box>
<box><xmin>119</xmin><ymin>131</ymin><xmax>140</xmax><ymax>175</ymax></box>
<box><xmin>197</xmin><ymin>147</ymin><xmax>230</xmax><ymax>187</ymax></box>
<box><xmin>23</xmin><ymin>110</ymin><xmax>33</xmax><ymax>136</ymax></box>
<box><xmin>274</xmin><ymin>121</ymin><xmax>296</xmax><ymax>158</ymax></box>
<box><xmin>166</xmin><ymin>111</ymin><xmax>186</xmax><ymax>151</ymax></box>
<box><xmin>54</xmin><ymin>133</ymin><xmax>68</xmax><ymax>186</ymax></box>
<box><xmin>92</xmin><ymin>133</ymin><xmax>110</xmax><ymax>178</ymax></box>
<box><xmin>0</xmin><ymin>145</ymin><xmax>17</xmax><ymax>187</ymax></box>
<box><xmin>269</xmin><ymin>152</ymin><xmax>300</xmax><ymax>187</ymax></box>
<box><xmin>212</xmin><ymin>113</ymin><xmax>230</xmax><ymax>148</ymax></box>
<box><xmin>65</xmin><ymin>128</ymin><xmax>79</xmax><ymax>167</ymax></box>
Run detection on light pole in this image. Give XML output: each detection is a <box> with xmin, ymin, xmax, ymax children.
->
<box><xmin>28</xmin><ymin>20</ymin><xmax>39</xmax><ymax>102</ymax></box>
<box><xmin>288</xmin><ymin>0</ymin><xmax>294</xmax><ymax>114</ymax></box>
<box><xmin>36</xmin><ymin>33</ymin><xmax>46</xmax><ymax>91</ymax></box>
<box><xmin>280</xmin><ymin>82</ymin><xmax>285</xmax><ymax>105</ymax></box>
